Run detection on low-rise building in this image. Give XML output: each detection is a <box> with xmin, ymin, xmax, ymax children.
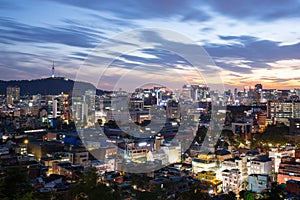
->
<box><xmin>269</xmin><ymin>147</ymin><xmax>295</xmax><ymax>173</ymax></box>
<box><xmin>248</xmin><ymin>174</ymin><xmax>271</xmax><ymax>193</ymax></box>
<box><xmin>215</xmin><ymin>149</ymin><xmax>232</xmax><ymax>162</ymax></box>
<box><xmin>249</xmin><ymin>155</ymin><xmax>273</xmax><ymax>175</ymax></box>
<box><xmin>52</xmin><ymin>161</ymin><xmax>83</xmax><ymax>179</ymax></box>
<box><xmin>198</xmin><ymin>171</ymin><xmax>217</xmax><ymax>182</ymax></box>
<box><xmin>221</xmin><ymin>169</ymin><xmax>242</xmax><ymax>194</ymax></box>
<box><xmin>286</xmin><ymin>179</ymin><xmax>300</xmax><ymax>195</ymax></box>
<box><xmin>278</xmin><ymin>156</ymin><xmax>300</xmax><ymax>184</ymax></box>
<box><xmin>219</xmin><ymin>156</ymin><xmax>248</xmax><ymax>182</ymax></box>
<box><xmin>192</xmin><ymin>153</ymin><xmax>216</xmax><ymax>173</ymax></box>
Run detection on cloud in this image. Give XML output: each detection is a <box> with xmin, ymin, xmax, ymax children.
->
<box><xmin>0</xmin><ymin>0</ymin><xmax>21</xmax><ymax>10</ymax></box>
<box><xmin>0</xmin><ymin>17</ymin><xmax>104</xmax><ymax>48</ymax></box>
<box><xmin>48</xmin><ymin>0</ymin><xmax>209</xmax><ymax>21</ymax></box>
<box><xmin>205</xmin><ymin>0</ymin><xmax>300</xmax><ymax>21</ymax></box>
<box><xmin>0</xmin><ymin>51</ymin><xmax>52</xmax><ymax>80</ymax></box>
<box><xmin>218</xmin><ymin>58</ymin><xmax>300</xmax><ymax>88</ymax></box>
<box><xmin>204</xmin><ymin>35</ymin><xmax>300</xmax><ymax>88</ymax></box>
<box><xmin>74</xmin><ymin>29</ymin><xmax>224</xmax><ymax>91</ymax></box>
<box><xmin>1</xmin><ymin>0</ymin><xmax>300</xmax><ymax>90</ymax></box>
<box><xmin>206</xmin><ymin>35</ymin><xmax>300</xmax><ymax>63</ymax></box>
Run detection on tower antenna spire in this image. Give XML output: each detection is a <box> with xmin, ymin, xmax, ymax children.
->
<box><xmin>51</xmin><ymin>61</ymin><xmax>55</xmax><ymax>78</ymax></box>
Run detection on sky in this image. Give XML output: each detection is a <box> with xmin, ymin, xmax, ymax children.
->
<box><xmin>1</xmin><ymin>0</ymin><xmax>300</xmax><ymax>91</ymax></box>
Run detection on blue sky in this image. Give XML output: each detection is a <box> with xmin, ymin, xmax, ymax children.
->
<box><xmin>1</xmin><ymin>0</ymin><xmax>300</xmax><ymax>90</ymax></box>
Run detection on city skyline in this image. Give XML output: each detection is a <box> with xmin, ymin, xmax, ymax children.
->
<box><xmin>2</xmin><ymin>2</ymin><xmax>300</xmax><ymax>198</ymax></box>
<box><xmin>1</xmin><ymin>1</ymin><xmax>300</xmax><ymax>90</ymax></box>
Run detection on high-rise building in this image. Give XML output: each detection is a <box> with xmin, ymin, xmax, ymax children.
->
<box><xmin>166</xmin><ymin>100</ymin><xmax>180</xmax><ymax>119</ymax></box>
<box><xmin>267</xmin><ymin>100</ymin><xmax>300</xmax><ymax>124</ymax></box>
<box><xmin>52</xmin><ymin>98</ymin><xmax>58</xmax><ymax>118</ymax></box>
<box><xmin>294</xmin><ymin>88</ymin><xmax>300</xmax><ymax>97</ymax></box>
<box><xmin>6</xmin><ymin>86</ymin><xmax>20</xmax><ymax>105</ymax></box>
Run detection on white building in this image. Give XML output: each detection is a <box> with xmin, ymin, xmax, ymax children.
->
<box><xmin>147</xmin><ymin>150</ymin><xmax>168</xmax><ymax>166</ymax></box>
<box><xmin>268</xmin><ymin>147</ymin><xmax>295</xmax><ymax>173</ymax></box>
<box><xmin>192</xmin><ymin>154</ymin><xmax>217</xmax><ymax>173</ymax></box>
<box><xmin>161</xmin><ymin>146</ymin><xmax>180</xmax><ymax>164</ymax></box>
<box><xmin>91</xmin><ymin>159</ymin><xmax>115</xmax><ymax>173</ymax></box>
<box><xmin>221</xmin><ymin>169</ymin><xmax>242</xmax><ymax>193</ymax></box>
<box><xmin>52</xmin><ymin>98</ymin><xmax>58</xmax><ymax>118</ymax></box>
<box><xmin>249</xmin><ymin>155</ymin><xmax>273</xmax><ymax>175</ymax></box>
<box><xmin>218</xmin><ymin>156</ymin><xmax>248</xmax><ymax>182</ymax></box>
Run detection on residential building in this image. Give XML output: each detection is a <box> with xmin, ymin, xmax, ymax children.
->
<box><xmin>248</xmin><ymin>174</ymin><xmax>271</xmax><ymax>193</ymax></box>
<box><xmin>269</xmin><ymin>147</ymin><xmax>295</xmax><ymax>173</ymax></box>
<box><xmin>198</xmin><ymin>171</ymin><xmax>217</xmax><ymax>182</ymax></box>
<box><xmin>221</xmin><ymin>169</ymin><xmax>242</xmax><ymax>194</ymax></box>
<box><xmin>215</xmin><ymin>149</ymin><xmax>232</xmax><ymax>162</ymax></box>
<box><xmin>219</xmin><ymin>156</ymin><xmax>248</xmax><ymax>182</ymax></box>
<box><xmin>249</xmin><ymin>155</ymin><xmax>273</xmax><ymax>175</ymax></box>
<box><xmin>278</xmin><ymin>156</ymin><xmax>300</xmax><ymax>184</ymax></box>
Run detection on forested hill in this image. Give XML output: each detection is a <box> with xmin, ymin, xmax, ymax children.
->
<box><xmin>0</xmin><ymin>77</ymin><xmax>109</xmax><ymax>96</ymax></box>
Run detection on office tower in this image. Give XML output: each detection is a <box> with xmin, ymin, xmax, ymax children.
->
<box><xmin>6</xmin><ymin>86</ymin><xmax>20</xmax><ymax>105</ymax></box>
<box><xmin>267</xmin><ymin>100</ymin><xmax>300</xmax><ymax>124</ymax></box>
<box><xmin>166</xmin><ymin>100</ymin><xmax>180</xmax><ymax>119</ymax></box>
<box><xmin>53</xmin><ymin>98</ymin><xmax>58</xmax><ymax>118</ymax></box>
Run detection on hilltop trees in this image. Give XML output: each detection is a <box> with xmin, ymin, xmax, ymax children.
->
<box><xmin>70</xmin><ymin>168</ymin><xmax>120</xmax><ymax>200</ymax></box>
<box><xmin>0</xmin><ymin>167</ymin><xmax>33</xmax><ymax>200</ymax></box>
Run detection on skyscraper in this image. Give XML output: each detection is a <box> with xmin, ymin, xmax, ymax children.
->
<box><xmin>6</xmin><ymin>86</ymin><xmax>20</xmax><ymax>105</ymax></box>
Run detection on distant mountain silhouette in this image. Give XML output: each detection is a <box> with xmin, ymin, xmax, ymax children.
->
<box><xmin>0</xmin><ymin>77</ymin><xmax>110</xmax><ymax>96</ymax></box>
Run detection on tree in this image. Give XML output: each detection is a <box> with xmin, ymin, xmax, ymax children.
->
<box><xmin>177</xmin><ymin>181</ymin><xmax>211</xmax><ymax>200</ymax></box>
<box><xmin>256</xmin><ymin>124</ymin><xmax>289</xmax><ymax>146</ymax></box>
<box><xmin>105</xmin><ymin>120</ymin><xmax>118</xmax><ymax>129</ymax></box>
<box><xmin>177</xmin><ymin>190</ymin><xmax>211</xmax><ymax>200</ymax></box>
<box><xmin>223</xmin><ymin>191</ymin><xmax>236</xmax><ymax>200</ymax></box>
<box><xmin>0</xmin><ymin>167</ymin><xmax>33</xmax><ymax>200</ymax></box>
<box><xmin>265</xmin><ymin>182</ymin><xmax>285</xmax><ymax>200</ymax></box>
<box><xmin>241</xmin><ymin>190</ymin><xmax>254</xmax><ymax>200</ymax></box>
<box><xmin>214</xmin><ymin>139</ymin><xmax>229</xmax><ymax>149</ymax></box>
<box><xmin>97</xmin><ymin>118</ymin><xmax>103</xmax><ymax>126</ymax></box>
<box><xmin>70</xmin><ymin>168</ymin><xmax>120</xmax><ymax>200</ymax></box>
<box><xmin>136</xmin><ymin>184</ymin><xmax>168</xmax><ymax>200</ymax></box>
<box><xmin>130</xmin><ymin>174</ymin><xmax>150</xmax><ymax>189</ymax></box>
